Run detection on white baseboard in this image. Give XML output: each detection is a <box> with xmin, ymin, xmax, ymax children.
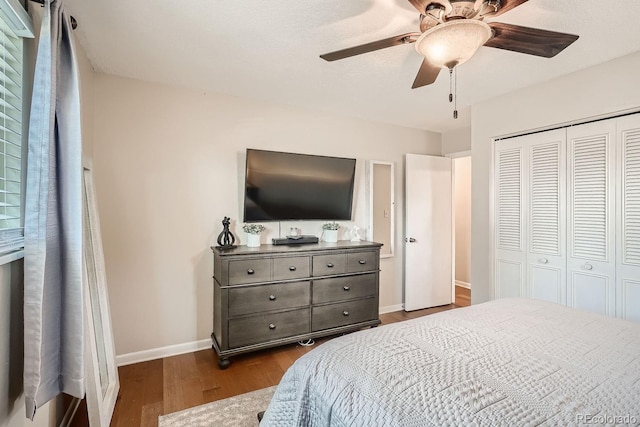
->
<box><xmin>117</xmin><ymin>304</ymin><xmax>409</xmax><ymax>366</ymax></box>
<box><xmin>455</xmin><ymin>280</ymin><xmax>471</xmax><ymax>289</ymax></box>
<box><xmin>380</xmin><ymin>304</ymin><xmax>404</xmax><ymax>314</ymax></box>
<box><xmin>116</xmin><ymin>338</ymin><xmax>212</xmax><ymax>367</ymax></box>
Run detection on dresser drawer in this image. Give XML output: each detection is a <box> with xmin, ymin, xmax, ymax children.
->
<box><xmin>312</xmin><ymin>274</ymin><xmax>377</xmax><ymax>304</ymax></box>
<box><xmin>229</xmin><ymin>308</ymin><xmax>310</xmax><ymax>348</ymax></box>
<box><xmin>347</xmin><ymin>251</ymin><xmax>377</xmax><ymax>273</ymax></box>
<box><xmin>228</xmin><ymin>259</ymin><xmax>271</xmax><ymax>285</ymax></box>
<box><xmin>228</xmin><ymin>281</ymin><xmax>310</xmax><ymax>317</ymax></box>
<box><xmin>312</xmin><ymin>254</ymin><xmax>346</xmax><ymax>276</ymax></box>
<box><xmin>312</xmin><ymin>298</ymin><xmax>377</xmax><ymax>332</ymax></box>
<box><xmin>273</xmin><ymin>256</ymin><xmax>310</xmax><ymax>281</ymax></box>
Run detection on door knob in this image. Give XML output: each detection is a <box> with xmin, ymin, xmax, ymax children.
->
<box><xmin>538</xmin><ymin>258</ymin><xmax>548</xmax><ymax>264</ymax></box>
<box><xmin>582</xmin><ymin>262</ymin><xmax>593</xmax><ymax>271</ymax></box>
<box><xmin>405</xmin><ymin>237</ymin><xmax>416</xmax><ymax>243</ymax></box>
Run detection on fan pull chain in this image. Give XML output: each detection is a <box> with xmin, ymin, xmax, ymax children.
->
<box><xmin>448</xmin><ymin>67</ymin><xmax>458</xmax><ymax>119</ymax></box>
<box><xmin>449</xmin><ymin>68</ymin><xmax>453</xmax><ymax>103</ymax></box>
<box><xmin>454</xmin><ymin>67</ymin><xmax>458</xmax><ymax>119</ymax></box>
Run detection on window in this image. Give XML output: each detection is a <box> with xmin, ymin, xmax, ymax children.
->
<box><xmin>0</xmin><ymin>0</ymin><xmax>33</xmax><ymax>257</ymax></box>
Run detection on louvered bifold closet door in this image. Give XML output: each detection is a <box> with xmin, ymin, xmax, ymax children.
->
<box><xmin>616</xmin><ymin>114</ymin><xmax>640</xmax><ymax>322</ymax></box>
<box><xmin>525</xmin><ymin>129</ymin><xmax>567</xmax><ymax>304</ymax></box>
<box><xmin>567</xmin><ymin>119</ymin><xmax>616</xmax><ymax>316</ymax></box>
<box><xmin>494</xmin><ymin>139</ymin><xmax>526</xmax><ymax>298</ymax></box>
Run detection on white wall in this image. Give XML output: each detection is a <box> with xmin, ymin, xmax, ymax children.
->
<box><xmin>442</xmin><ymin>126</ymin><xmax>471</xmax><ymax>155</ymax></box>
<box><xmin>91</xmin><ymin>74</ymin><xmax>441</xmax><ymax>357</ymax></box>
<box><xmin>471</xmin><ymin>51</ymin><xmax>640</xmax><ymax>304</ymax></box>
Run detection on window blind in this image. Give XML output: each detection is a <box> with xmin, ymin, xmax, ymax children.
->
<box><xmin>0</xmin><ymin>9</ymin><xmax>23</xmax><ymax>254</ymax></box>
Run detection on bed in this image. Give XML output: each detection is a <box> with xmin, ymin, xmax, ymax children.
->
<box><xmin>260</xmin><ymin>298</ymin><xmax>640</xmax><ymax>426</ymax></box>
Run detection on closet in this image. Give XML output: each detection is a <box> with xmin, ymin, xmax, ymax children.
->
<box><xmin>494</xmin><ymin>113</ymin><xmax>640</xmax><ymax>322</ymax></box>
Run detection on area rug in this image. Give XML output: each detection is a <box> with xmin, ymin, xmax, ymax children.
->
<box><xmin>158</xmin><ymin>386</ymin><xmax>276</xmax><ymax>427</ymax></box>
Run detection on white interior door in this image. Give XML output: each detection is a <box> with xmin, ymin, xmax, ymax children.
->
<box><xmin>617</xmin><ymin>114</ymin><xmax>640</xmax><ymax>322</ymax></box>
<box><xmin>567</xmin><ymin>120</ymin><xmax>616</xmax><ymax>316</ymax></box>
<box><xmin>494</xmin><ymin>140</ymin><xmax>526</xmax><ymax>299</ymax></box>
<box><xmin>404</xmin><ymin>154</ymin><xmax>452</xmax><ymax>311</ymax></box>
<box><xmin>526</xmin><ymin>129</ymin><xmax>567</xmax><ymax>304</ymax></box>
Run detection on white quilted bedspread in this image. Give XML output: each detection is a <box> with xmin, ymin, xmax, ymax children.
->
<box><xmin>260</xmin><ymin>298</ymin><xmax>640</xmax><ymax>426</ymax></box>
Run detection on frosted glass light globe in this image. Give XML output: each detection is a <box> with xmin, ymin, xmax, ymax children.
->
<box><xmin>415</xmin><ymin>20</ymin><xmax>492</xmax><ymax>69</ymax></box>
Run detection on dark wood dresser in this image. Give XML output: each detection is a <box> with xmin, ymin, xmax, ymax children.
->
<box><xmin>211</xmin><ymin>241</ymin><xmax>382</xmax><ymax>368</ymax></box>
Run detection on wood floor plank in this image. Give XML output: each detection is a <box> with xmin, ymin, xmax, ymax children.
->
<box><xmin>162</xmin><ymin>355</ymin><xmax>187</xmax><ymax>414</ymax></box>
<box><xmin>140</xmin><ymin>401</ymin><xmax>163</xmax><ymax>427</ymax></box>
<box><xmin>141</xmin><ymin>359</ymin><xmax>164</xmax><ymax>408</ymax></box>
<box><xmin>111</xmin><ymin>362</ymin><xmax>153</xmax><ymax>427</ymax></box>
<box><xmin>455</xmin><ymin>285</ymin><xmax>471</xmax><ymax>307</ymax></box>
<box><xmin>163</xmin><ymin>352</ymin><xmax>204</xmax><ymax>414</ymax></box>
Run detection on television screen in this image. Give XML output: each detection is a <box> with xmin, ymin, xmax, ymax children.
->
<box><xmin>243</xmin><ymin>149</ymin><xmax>356</xmax><ymax>222</ymax></box>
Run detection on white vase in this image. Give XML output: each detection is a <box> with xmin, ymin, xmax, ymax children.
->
<box><xmin>323</xmin><ymin>229</ymin><xmax>338</xmax><ymax>243</ymax></box>
<box><xmin>246</xmin><ymin>233</ymin><xmax>261</xmax><ymax>247</ymax></box>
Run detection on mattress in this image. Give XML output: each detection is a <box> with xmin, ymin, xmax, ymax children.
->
<box><xmin>260</xmin><ymin>298</ymin><xmax>640</xmax><ymax>426</ymax></box>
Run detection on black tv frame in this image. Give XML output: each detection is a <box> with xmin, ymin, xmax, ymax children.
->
<box><xmin>242</xmin><ymin>148</ymin><xmax>357</xmax><ymax>222</ymax></box>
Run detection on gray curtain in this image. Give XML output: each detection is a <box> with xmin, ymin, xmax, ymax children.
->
<box><xmin>23</xmin><ymin>0</ymin><xmax>83</xmax><ymax>419</ymax></box>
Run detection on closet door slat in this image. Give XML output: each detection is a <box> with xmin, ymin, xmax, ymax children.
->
<box><xmin>570</xmin><ymin>135</ymin><xmax>609</xmax><ymax>261</ymax></box>
<box><xmin>623</xmin><ymin>128</ymin><xmax>640</xmax><ymax>266</ymax></box>
<box><xmin>530</xmin><ymin>143</ymin><xmax>561</xmax><ymax>255</ymax></box>
<box><xmin>496</xmin><ymin>148</ymin><xmax>523</xmax><ymax>251</ymax></box>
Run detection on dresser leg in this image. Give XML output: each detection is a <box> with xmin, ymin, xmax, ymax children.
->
<box><xmin>218</xmin><ymin>357</ymin><xmax>231</xmax><ymax>369</ymax></box>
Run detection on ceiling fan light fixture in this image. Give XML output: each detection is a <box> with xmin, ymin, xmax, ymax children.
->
<box><xmin>414</xmin><ymin>20</ymin><xmax>492</xmax><ymax>69</ymax></box>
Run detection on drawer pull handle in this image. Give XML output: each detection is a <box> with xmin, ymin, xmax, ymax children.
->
<box><xmin>327</xmin><ymin>263</ymin><xmax>334</xmax><ymax>268</ymax></box>
<box><xmin>342</xmin><ymin>311</ymin><xmax>349</xmax><ymax>316</ymax></box>
<box><xmin>358</xmin><ymin>260</ymin><xmax>366</xmax><ymax>265</ymax></box>
<box><xmin>269</xmin><ymin>295</ymin><xmax>276</xmax><ymax>301</ymax></box>
<box><xmin>268</xmin><ymin>323</ymin><xmax>276</xmax><ymax>330</ymax></box>
<box><xmin>289</xmin><ymin>266</ymin><xmax>297</xmax><ymax>271</ymax></box>
<box><xmin>343</xmin><ymin>286</ymin><xmax>350</xmax><ymax>291</ymax></box>
<box><xmin>247</xmin><ymin>269</ymin><xmax>255</xmax><ymax>275</ymax></box>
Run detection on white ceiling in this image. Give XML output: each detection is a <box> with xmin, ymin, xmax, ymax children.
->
<box><xmin>65</xmin><ymin>0</ymin><xmax>640</xmax><ymax>133</ymax></box>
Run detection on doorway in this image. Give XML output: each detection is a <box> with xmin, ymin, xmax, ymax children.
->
<box><xmin>453</xmin><ymin>155</ymin><xmax>471</xmax><ymax>307</ymax></box>
<box><xmin>404</xmin><ymin>154</ymin><xmax>453</xmax><ymax>311</ymax></box>
<box><xmin>403</xmin><ymin>153</ymin><xmax>471</xmax><ymax>311</ymax></box>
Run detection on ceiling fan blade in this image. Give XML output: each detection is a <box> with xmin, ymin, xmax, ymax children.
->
<box><xmin>484</xmin><ymin>22</ymin><xmax>579</xmax><ymax>58</ymax></box>
<box><xmin>412</xmin><ymin>59</ymin><xmax>441</xmax><ymax>89</ymax></box>
<box><xmin>409</xmin><ymin>0</ymin><xmax>452</xmax><ymax>15</ymax></box>
<box><xmin>320</xmin><ymin>33</ymin><xmax>420</xmax><ymax>61</ymax></box>
<box><xmin>491</xmin><ymin>0</ymin><xmax>529</xmax><ymax>17</ymax></box>
<box><xmin>407</xmin><ymin>0</ymin><xmax>431</xmax><ymax>13</ymax></box>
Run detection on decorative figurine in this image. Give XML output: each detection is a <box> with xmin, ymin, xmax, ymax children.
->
<box><xmin>216</xmin><ymin>216</ymin><xmax>237</xmax><ymax>250</ymax></box>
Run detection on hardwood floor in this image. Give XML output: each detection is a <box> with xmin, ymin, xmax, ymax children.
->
<box><xmin>455</xmin><ymin>284</ymin><xmax>471</xmax><ymax>307</ymax></box>
<box><xmin>76</xmin><ymin>286</ymin><xmax>470</xmax><ymax>426</ymax></box>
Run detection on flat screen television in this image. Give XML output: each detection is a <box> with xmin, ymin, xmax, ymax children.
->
<box><xmin>243</xmin><ymin>149</ymin><xmax>356</xmax><ymax>222</ymax></box>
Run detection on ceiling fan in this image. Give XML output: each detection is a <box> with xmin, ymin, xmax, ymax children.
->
<box><xmin>320</xmin><ymin>0</ymin><xmax>579</xmax><ymax>89</ymax></box>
